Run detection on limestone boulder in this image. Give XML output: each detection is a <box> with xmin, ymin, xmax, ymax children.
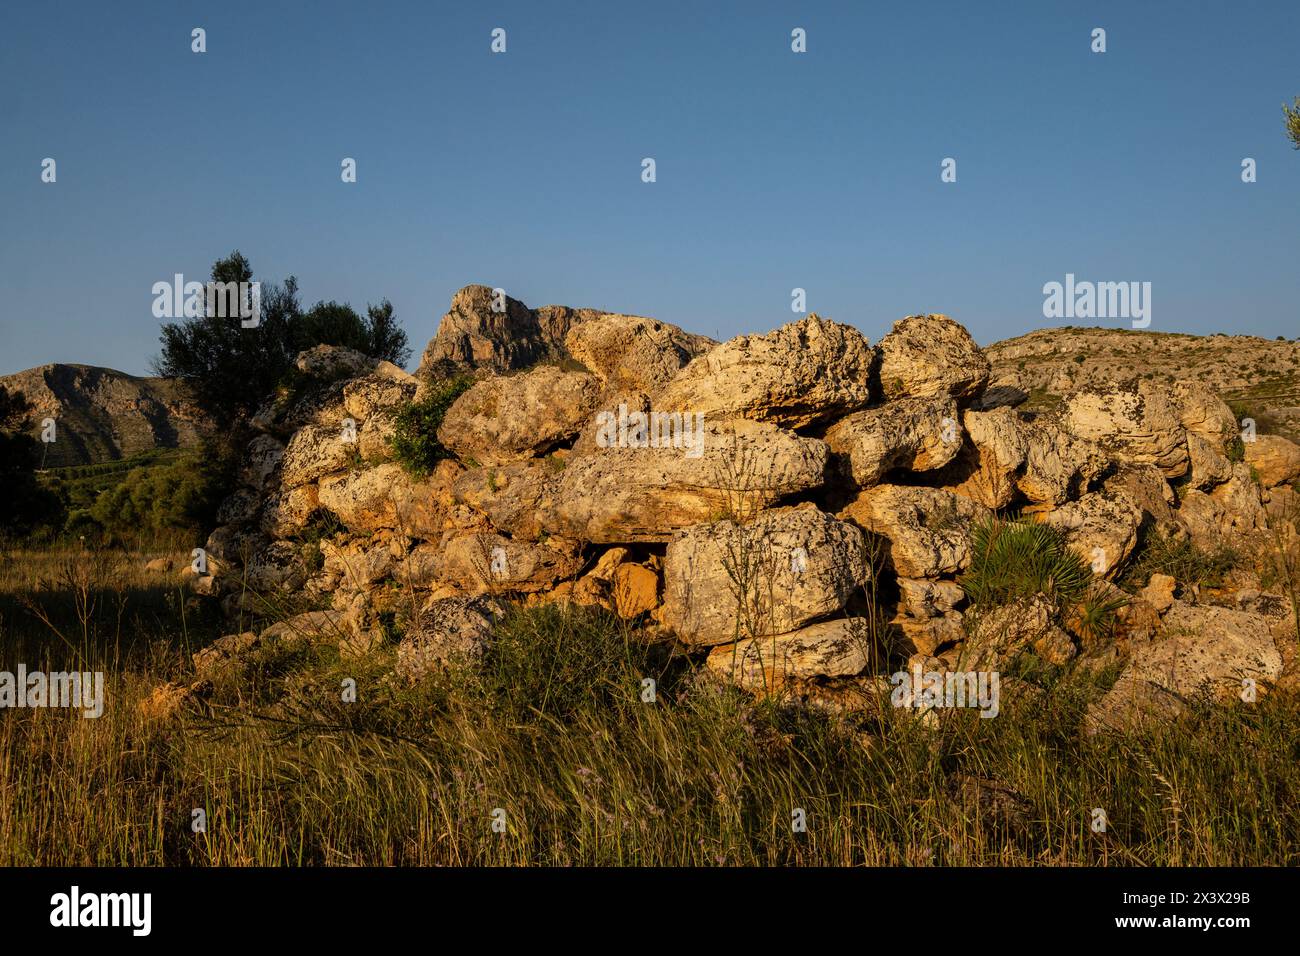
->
<box><xmin>250</xmin><ymin>377</ymin><xmax>350</xmax><ymax>439</ymax></box>
<box><xmin>564</xmin><ymin>313</ymin><xmax>714</xmax><ymax>396</ymax></box>
<box><xmin>661</xmin><ymin>504</ymin><xmax>868</xmax><ymax>646</ymax></box>
<box><xmin>294</xmin><ymin>344</ymin><xmax>377</xmax><ymax>380</ymax></box>
<box><xmin>840</xmin><ymin>485</ymin><xmax>988</xmax><ymax>578</ymax></box>
<box><xmin>1186</xmin><ymin>432</ymin><xmax>1234</xmax><ymax>490</ymax></box>
<box><xmin>1171</xmin><ymin>381</ymin><xmax>1238</xmax><ymax>454</ymax></box>
<box><xmin>203</xmin><ymin>524</ymin><xmax>268</xmax><ymax>569</ymax></box>
<box><xmin>1139</xmin><ymin>574</ymin><xmax>1177</xmax><ymax>614</ymax></box>
<box><xmin>1087</xmin><ymin>601</ymin><xmax>1282</xmax><ymax>731</ymax></box>
<box><xmin>1039</xmin><ymin>490</ymin><xmax>1143</xmax><ymax>579</ymax></box>
<box><xmin>1101</xmin><ymin>464</ymin><xmax>1184</xmax><ymax>542</ymax></box>
<box><xmin>876</xmin><ymin>314</ymin><xmax>990</xmax><ymax>402</ymax></box>
<box><xmin>540</xmin><ymin>419</ymin><xmax>829</xmax><ymax>543</ymax></box>
<box><xmin>824</xmin><ymin>395</ymin><xmax>962</xmax><ymax>486</ymax></box>
<box><xmin>239</xmin><ymin>434</ymin><xmax>285</xmax><ymax>491</ymax></box>
<box><xmin>215</xmin><ymin>487</ymin><xmax>261</xmax><ymax>527</ymax></box>
<box><xmin>244</xmin><ymin>540</ymin><xmax>311</xmax><ymax>592</ymax></box>
<box><xmin>438</xmin><ymin>365</ymin><xmax>602</xmax><ymax>465</ymax></box>
<box><xmin>436</xmin><ymin>532</ymin><xmax>583</xmax><ymax>594</ymax></box>
<box><xmin>395</xmin><ymin>596</ymin><xmax>503</xmax><ymax>680</ymax></box>
<box><xmin>1017</xmin><ymin>419</ymin><xmax>1107</xmax><ymax>507</ymax></box>
<box><xmin>192</xmin><ymin>631</ymin><xmax>259</xmax><ymax>678</ymax></box>
<box><xmin>258</xmin><ymin>483</ymin><xmax>320</xmax><ymax>539</ymax></box>
<box><xmin>959</xmin><ymin>596</ymin><xmax>1070</xmax><ymax>671</ymax></box>
<box><xmin>656</xmin><ymin>314</ymin><xmax>875</xmax><ymax>429</ymax></box>
<box><xmin>318</xmin><ymin>461</ymin><xmax>460</xmax><ymax>535</ymax></box>
<box><xmin>341</xmin><ymin>363</ymin><xmax>419</xmax><ymax>461</ymax></box>
<box><xmin>321</xmin><ymin>537</ymin><xmax>399</xmax><ymax>590</ymax></box>
<box><xmin>894</xmin><ymin>611</ymin><xmax>965</xmax><ymax>656</ymax></box>
<box><xmin>452</xmin><ymin>460</ymin><xmax>560</xmax><ymax>541</ymax></box>
<box><xmin>417</xmin><ymin>285</ymin><xmax>604</xmax><ymax>374</ymax></box>
<box><xmin>1244</xmin><ymin>434</ymin><xmax>1300</xmax><ymax>489</ymax></box>
<box><xmin>563</xmin><ymin>548</ymin><xmax>661</xmax><ymax>618</ymax></box>
<box><xmin>897</xmin><ymin>578</ymin><xmax>966</xmax><ymax>619</ymax></box>
<box><xmin>280</xmin><ymin>422</ymin><xmax>357</xmax><ymax>488</ymax></box>
<box><xmin>937</xmin><ymin>406</ymin><xmax>1026</xmax><ymax>509</ymax></box>
<box><xmin>259</xmin><ymin>610</ymin><xmax>348</xmax><ymax>648</ymax></box>
<box><xmin>341</xmin><ymin>362</ymin><xmax>418</xmax><ymax>421</ymax></box>
<box><xmin>1178</xmin><ymin>463</ymin><xmax>1267</xmax><ymax>543</ymax></box>
<box><xmin>419</xmin><ymin>285</ymin><xmax>538</xmax><ymax>372</ymax></box>
<box><xmin>1060</xmin><ymin>382</ymin><xmax>1189</xmax><ymax>478</ymax></box>
<box><xmin>705</xmin><ymin>619</ymin><xmax>871</xmax><ymax>689</ymax></box>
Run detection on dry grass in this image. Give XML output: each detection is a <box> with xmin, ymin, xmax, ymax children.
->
<box><xmin>0</xmin><ymin>543</ymin><xmax>1298</xmax><ymax>866</ymax></box>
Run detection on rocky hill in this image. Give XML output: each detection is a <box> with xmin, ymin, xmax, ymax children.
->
<box><xmin>158</xmin><ymin>287</ymin><xmax>1300</xmax><ymax>735</ymax></box>
<box><xmin>987</xmin><ymin>327</ymin><xmax>1300</xmax><ymax>442</ymax></box>
<box><xmin>0</xmin><ymin>364</ymin><xmax>208</xmax><ymax>468</ymax></box>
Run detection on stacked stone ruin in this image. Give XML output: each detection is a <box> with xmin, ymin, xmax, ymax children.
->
<box><xmin>195</xmin><ymin>284</ymin><xmax>1300</xmax><ymax>729</ymax></box>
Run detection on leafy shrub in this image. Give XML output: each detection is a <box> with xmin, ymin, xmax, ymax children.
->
<box><xmin>960</xmin><ymin>515</ymin><xmax>1091</xmax><ymax>611</ymax></box>
<box><xmin>88</xmin><ymin>451</ymin><xmax>226</xmax><ymax>542</ymax></box>
<box><xmin>388</xmin><ymin>376</ymin><xmax>474</xmax><ymax>477</ymax></box>
<box><xmin>1065</xmin><ymin>585</ymin><xmax>1130</xmax><ymax>644</ymax></box>
<box><xmin>961</xmin><ymin>515</ymin><xmax>1125</xmax><ymax>643</ymax></box>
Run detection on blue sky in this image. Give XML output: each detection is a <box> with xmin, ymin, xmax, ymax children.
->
<box><xmin>2</xmin><ymin>0</ymin><xmax>1297</xmax><ymax>376</ymax></box>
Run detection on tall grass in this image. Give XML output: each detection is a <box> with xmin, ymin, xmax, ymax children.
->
<box><xmin>1</xmin><ymin>548</ymin><xmax>1298</xmax><ymax>865</ymax></box>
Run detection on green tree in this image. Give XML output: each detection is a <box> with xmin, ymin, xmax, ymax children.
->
<box><xmin>154</xmin><ymin>250</ymin><xmax>409</xmax><ymax>430</ymax></box>
<box><xmin>294</xmin><ymin>300</ymin><xmax>408</xmax><ymax>365</ymax></box>
<box><xmin>88</xmin><ymin>452</ymin><xmax>226</xmax><ymax>542</ymax></box>
<box><xmin>364</xmin><ymin>299</ymin><xmax>411</xmax><ymax>367</ymax></box>
<box><xmin>1286</xmin><ymin>96</ymin><xmax>1300</xmax><ymax>149</ymax></box>
<box><xmin>154</xmin><ymin>251</ymin><xmax>301</xmax><ymax>430</ymax></box>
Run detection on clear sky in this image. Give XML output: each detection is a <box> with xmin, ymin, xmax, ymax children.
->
<box><xmin>2</xmin><ymin>0</ymin><xmax>1297</xmax><ymax>377</ymax></box>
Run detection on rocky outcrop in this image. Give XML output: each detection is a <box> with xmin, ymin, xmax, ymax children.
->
<box><xmin>1039</xmin><ymin>490</ymin><xmax>1143</xmax><ymax>578</ymax></box>
<box><xmin>1088</xmin><ymin>601</ymin><xmax>1282</xmax><ymax>731</ymax></box>
<box><xmin>418</xmin><ymin>285</ymin><xmax>597</xmax><ymax>374</ymax></box>
<box><xmin>937</xmin><ymin>406</ymin><xmax>1025</xmax><ymax>509</ymax></box>
<box><xmin>188</xmin><ymin>287</ymin><xmax>1289</xmax><ymax>733</ymax></box>
<box><xmin>539</xmin><ymin>419</ymin><xmax>829</xmax><ymax>543</ymax></box>
<box><xmin>1017</xmin><ymin>419</ymin><xmax>1108</xmax><ymax>507</ymax></box>
<box><xmin>436</xmin><ymin>532</ymin><xmax>583</xmax><ymax>594</ymax></box>
<box><xmin>317</xmin><ymin>462</ymin><xmax>459</xmax><ymax>536</ymax></box>
<box><xmin>1179</xmin><ymin>463</ymin><xmax>1268</xmax><ymax>544</ymax></box>
<box><xmin>705</xmin><ymin>619</ymin><xmax>871</xmax><ymax>689</ymax></box>
<box><xmin>395</xmin><ymin>596</ymin><xmax>502</xmax><ymax>680</ymax></box>
<box><xmin>564</xmin><ymin>314</ymin><xmax>714</xmax><ymax>396</ymax></box>
<box><xmin>1244</xmin><ymin>434</ymin><xmax>1300</xmax><ymax>489</ymax></box>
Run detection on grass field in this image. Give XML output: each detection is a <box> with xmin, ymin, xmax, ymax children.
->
<box><xmin>1</xmin><ymin>543</ymin><xmax>1297</xmax><ymax>866</ymax></box>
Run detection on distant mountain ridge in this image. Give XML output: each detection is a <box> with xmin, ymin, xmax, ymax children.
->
<box><xmin>0</xmin><ymin>364</ymin><xmax>208</xmax><ymax>468</ymax></box>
